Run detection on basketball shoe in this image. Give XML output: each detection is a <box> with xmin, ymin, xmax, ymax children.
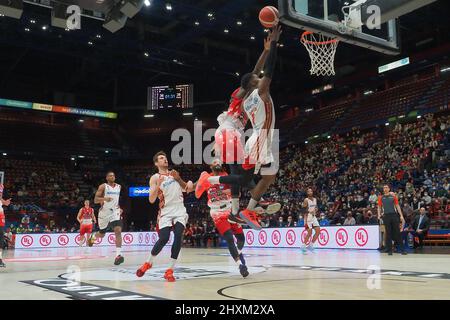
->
<box><xmin>136</xmin><ymin>262</ymin><xmax>152</xmax><ymax>277</ymax></box>
<box><xmin>239</xmin><ymin>264</ymin><xmax>249</xmax><ymax>278</ymax></box>
<box><xmin>0</xmin><ymin>259</ymin><xmax>5</xmax><ymax>268</ymax></box>
<box><xmin>114</xmin><ymin>255</ymin><xmax>124</xmax><ymax>265</ymax></box>
<box><xmin>239</xmin><ymin>209</ymin><xmax>261</xmax><ymax>230</ymax></box>
<box><xmin>164</xmin><ymin>268</ymin><xmax>176</xmax><ymax>282</ymax></box>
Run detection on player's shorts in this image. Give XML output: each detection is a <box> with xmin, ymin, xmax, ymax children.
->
<box><xmin>98</xmin><ymin>208</ymin><xmax>122</xmax><ymax>233</ymax></box>
<box><xmin>243</xmin><ymin>131</ymin><xmax>278</xmax><ymax>174</ymax></box>
<box><xmin>214</xmin><ymin>128</ymin><xmax>244</xmax><ymax>164</ymax></box>
<box><xmin>80</xmin><ymin>224</ymin><xmax>93</xmax><ymax>236</ymax></box>
<box><xmin>211</xmin><ymin>210</ymin><xmax>243</xmax><ymax>236</ymax></box>
<box><xmin>305</xmin><ymin>213</ymin><xmax>320</xmax><ymax>229</ymax></box>
<box><xmin>158</xmin><ymin>205</ymin><xmax>189</xmax><ymax>230</ymax></box>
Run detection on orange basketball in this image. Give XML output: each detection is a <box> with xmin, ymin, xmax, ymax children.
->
<box><xmin>259</xmin><ymin>6</ymin><xmax>279</xmax><ymax>28</ymax></box>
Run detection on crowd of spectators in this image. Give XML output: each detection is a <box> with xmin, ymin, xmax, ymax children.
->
<box><xmin>259</xmin><ymin>113</ymin><xmax>449</xmax><ymax>229</ymax></box>
<box><xmin>1</xmin><ymin>113</ymin><xmax>449</xmax><ymax>237</ymax></box>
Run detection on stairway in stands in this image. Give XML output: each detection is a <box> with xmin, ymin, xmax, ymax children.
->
<box><xmin>78</xmin><ymin>129</ymin><xmax>97</xmax><ymax>159</ymax></box>
<box><xmin>415</xmin><ymin>77</ymin><xmax>446</xmax><ymax>110</ymax></box>
<box><xmin>69</xmin><ymin>170</ymin><xmax>93</xmax><ymax>199</ymax></box>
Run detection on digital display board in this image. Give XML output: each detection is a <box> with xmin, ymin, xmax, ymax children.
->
<box><xmin>148</xmin><ymin>84</ymin><xmax>193</xmax><ymax>110</ymax></box>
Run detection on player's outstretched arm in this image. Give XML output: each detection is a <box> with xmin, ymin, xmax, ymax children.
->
<box><xmin>252</xmin><ymin>34</ymin><xmax>272</xmax><ymax>75</ymax></box>
<box><xmin>258</xmin><ymin>25</ymin><xmax>282</xmax><ymax>97</ymax></box>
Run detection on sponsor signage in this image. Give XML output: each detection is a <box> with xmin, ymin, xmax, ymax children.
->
<box><xmin>16</xmin><ymin>227</ymin><xmax>379</xmax><ymax>250</ymax></box>
<box><xmin>244</xmin><ymin>226</ymin><xmax>380</xmax><ymax>249</ymax></box>
<box><xmin>378</xmin><ymin>57</ymin><xmax>410</xmax><ymax>74</ymax></box>
<box><xmin>0</xmin><ymin>98</ymin><xmax>117</xmax><ymax>119</ymax></box>
<box><xmin>15</xmin><ymin>232</ymin><xmax>161</xmax><ymax>249</ymax></box>
<box><xmin>129</xmin><ymin>186</ymin><xmax>150</xmax><ymax>197</ymax></box>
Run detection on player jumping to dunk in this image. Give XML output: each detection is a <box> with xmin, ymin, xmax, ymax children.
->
<box><xmin>136</xmin><ymin>151</ymin><xmax>193</xmax><ymax>282</ymax></box>
<box><xmin>214</xmin><ymin>32</ymin><xmax>273</xmax><ymax>224</ymax></box>
<box><xmin>206</xmin><ymin>25</ymin><xmax>282</xmax><ymax>231</ymax></box>
<box><xmin>195</xmin><ymin>159</ymin><xmax>249</xmax><ymax>278</ymax></box>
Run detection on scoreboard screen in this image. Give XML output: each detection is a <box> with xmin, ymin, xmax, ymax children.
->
<box><xmin>148</xmin><ymin>84</ymin><xmax>194</xmax><ymax>110</ymax></box>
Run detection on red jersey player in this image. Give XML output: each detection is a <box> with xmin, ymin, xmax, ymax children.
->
<box><xmin>77</xmin><ymin>200</ymin><xmax>96</xmax><ymax>247</ymax></box>
<box><xmin>0</xmin><ymin>183</ymin><xmax>11</xmax><ymax>267</ymax></box>
<box><xmin>195</xmin><ymin>159</ymin><xmax>249</xmax><ymax>278</ymax></box>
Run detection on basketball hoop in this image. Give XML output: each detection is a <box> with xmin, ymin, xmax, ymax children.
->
<box><xmin>301</xmin><ymin>31</ymin><xmax>339</xmax><ymax>77</ymax></box>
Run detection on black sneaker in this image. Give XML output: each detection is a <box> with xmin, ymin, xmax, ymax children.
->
<box><xmin>401</xmin><ymin>251</ymin><xmax>408</xmax><ymax>255</ymax></box>
<box><xmin>388</xmin><ymin>252</ymin><xmax>393</xmax><ymax>256</ymax></box>
<box><xmin>0</xmin><ymin>259</ymin><xmax>5</xmax><ymax>268</ymax></box>
<box><xmin>114</xmin><ymin>255</ymin><xmax>125</xmax><ymax>265</ymax></box>
<box><xmin>239</xmin><ymin>264</ymin><xmax>249</xmax><ymax>278</ymax></box>
<box><xmin>228</xmin><ymin>214</ymin><xmax>246</xmax><ymax>225</ymax></box>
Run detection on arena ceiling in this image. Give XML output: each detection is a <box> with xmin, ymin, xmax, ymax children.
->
<box><xmin>0</xmin><ymin>0</ymin><xmax>449</xmax><ymax>115</ymax></box>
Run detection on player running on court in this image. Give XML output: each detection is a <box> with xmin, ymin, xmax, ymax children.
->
<box><xmin>88</xmin><ymin>171</ymin><xmax>125</xmax><ymax>265</ymax></box>
<box><xmin>207</xmin><ymin>25</ymin><xmax>282</xmax><ymax>231</ymax></box>
<box><xmin>77</xmin><ymin>200</ymin><xmax>96</xmax><ymax>247</ymax></box>
<box><xmin>136</xmin><ymin>151</ymin><xmax>194</xmax><ymax>282</ymax></box>
<box><xmin>301</xmin><ymin>188</ymin><xmax>321</xmax><ymax>254</ymax></box>
<box><xmin>195</xmin><ymin>159</ymin><xmax>249</xmax><ymax>278</ymax></box>
<box><xmin>0</xmin><ymin>182</ymin><xmax>11</xmax><ymax>268</ymax></box>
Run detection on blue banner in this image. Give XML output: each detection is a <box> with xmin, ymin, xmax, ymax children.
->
<box><xmin>129</xmin><ymin>187</ymin><xmax>150</xmax><ymax>197</ymax></box>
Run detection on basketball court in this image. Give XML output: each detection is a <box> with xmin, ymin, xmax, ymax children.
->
<box><xmin>1</xmin><ymin>246</ymin><xmax>449</xmax><ymax>300</ymax></box>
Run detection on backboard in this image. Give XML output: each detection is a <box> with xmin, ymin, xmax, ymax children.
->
<box><xmin>279</xmin><ymin>0</ymin><xmax>438</xmax><ymax>55</ymax></box>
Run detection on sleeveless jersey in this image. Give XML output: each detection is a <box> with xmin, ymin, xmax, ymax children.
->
<box><xmin>243</xmin><ymin>89</ymin><xmax>275</xmax><ymax>133</ymax></box>
<box><xmin>157</xmin><ymin>173</ymin><xmax>184</xmax><ymax>211</ymax></box>
<box><xmin>80</xmin><ymin>207</ymin><xmax>94</xmax><ymax>225</ymax></box>
<box><xmin>217</xmin><ymin>88</ymin><xmax>248</xmax><ymax>131</ymax></box>
<box><xmin>306</xmin><ymin>198</ymin><xmax>318</xmax><ymax>214</ymax></box>
<box><xmin>102</xmin><ymin>183</ymin><xmax>121</xmax><ymax>211</ymax></box>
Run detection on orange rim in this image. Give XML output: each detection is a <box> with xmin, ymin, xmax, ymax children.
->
<box><xmin>301</xmin><ymin>31</ymin><xmax>338</xmax><ymax>45</ymax></box>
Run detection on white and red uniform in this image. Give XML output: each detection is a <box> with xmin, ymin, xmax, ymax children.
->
<box><xmin>305</xmin><ymin>197</ymin><xmax>320</xmax><ymax>229</ymax></box>
<box><xmin>79</xmin><ymin>207</ymin><xmax>94</xmax><ymax>236</ymax></box>
<box><xmin>214</xmin><ymin>88</ymin><xmax>248</xmax><ymax>164</ymax></box>
<box><xmin>155</xmin><ymin>173</ymin><xmax>188</xmax><ymax>230</ymax></box>
<box><xmin>242</xmin><ymin>88</ymin><xmax>276</xmax><ymax>170</ymax></box>
<box><xmin>98</xmin><ymin>183</ymin><xmax>121</xmax><ymax>230</ymax></box>
<box><xmin>196</xmin><ymin>172</ymin><xmax>243</xmax><ymax>236</ymax></box>
<box><xmin>0</xmin><ymin>184</ymin><xmax>5</xmax><ymax>228</ymax></box>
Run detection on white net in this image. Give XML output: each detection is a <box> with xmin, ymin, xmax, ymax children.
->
<box><xmin>301</xmin><ymin>32</ymin><xmax>339</xmax><ymax>77</ymax></box>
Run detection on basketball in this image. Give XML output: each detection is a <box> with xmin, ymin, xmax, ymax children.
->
<box><xmin>259</xmin><ymin>6</ymin><xmax>279</xmax><ymax>28</ymax></box>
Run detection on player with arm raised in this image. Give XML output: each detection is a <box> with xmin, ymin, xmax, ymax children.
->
<box><xmin>136</xmin><ymin>151</ymin><xmax>193</xmax><ymax>282</ymax></box>
<box><xmin>214</xmin><ymin>34</ymin><xmax>273</xmax><ymax>224</ymax></box>
<box><xmin>87</xmin><ymin>171</ymin><xmax>125</xmax><ymax>265</ymax></box>
<box><xmin>207</xmin><ymin>25</ymin><xmax>282</xmax><ymax>230</ymax></box>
